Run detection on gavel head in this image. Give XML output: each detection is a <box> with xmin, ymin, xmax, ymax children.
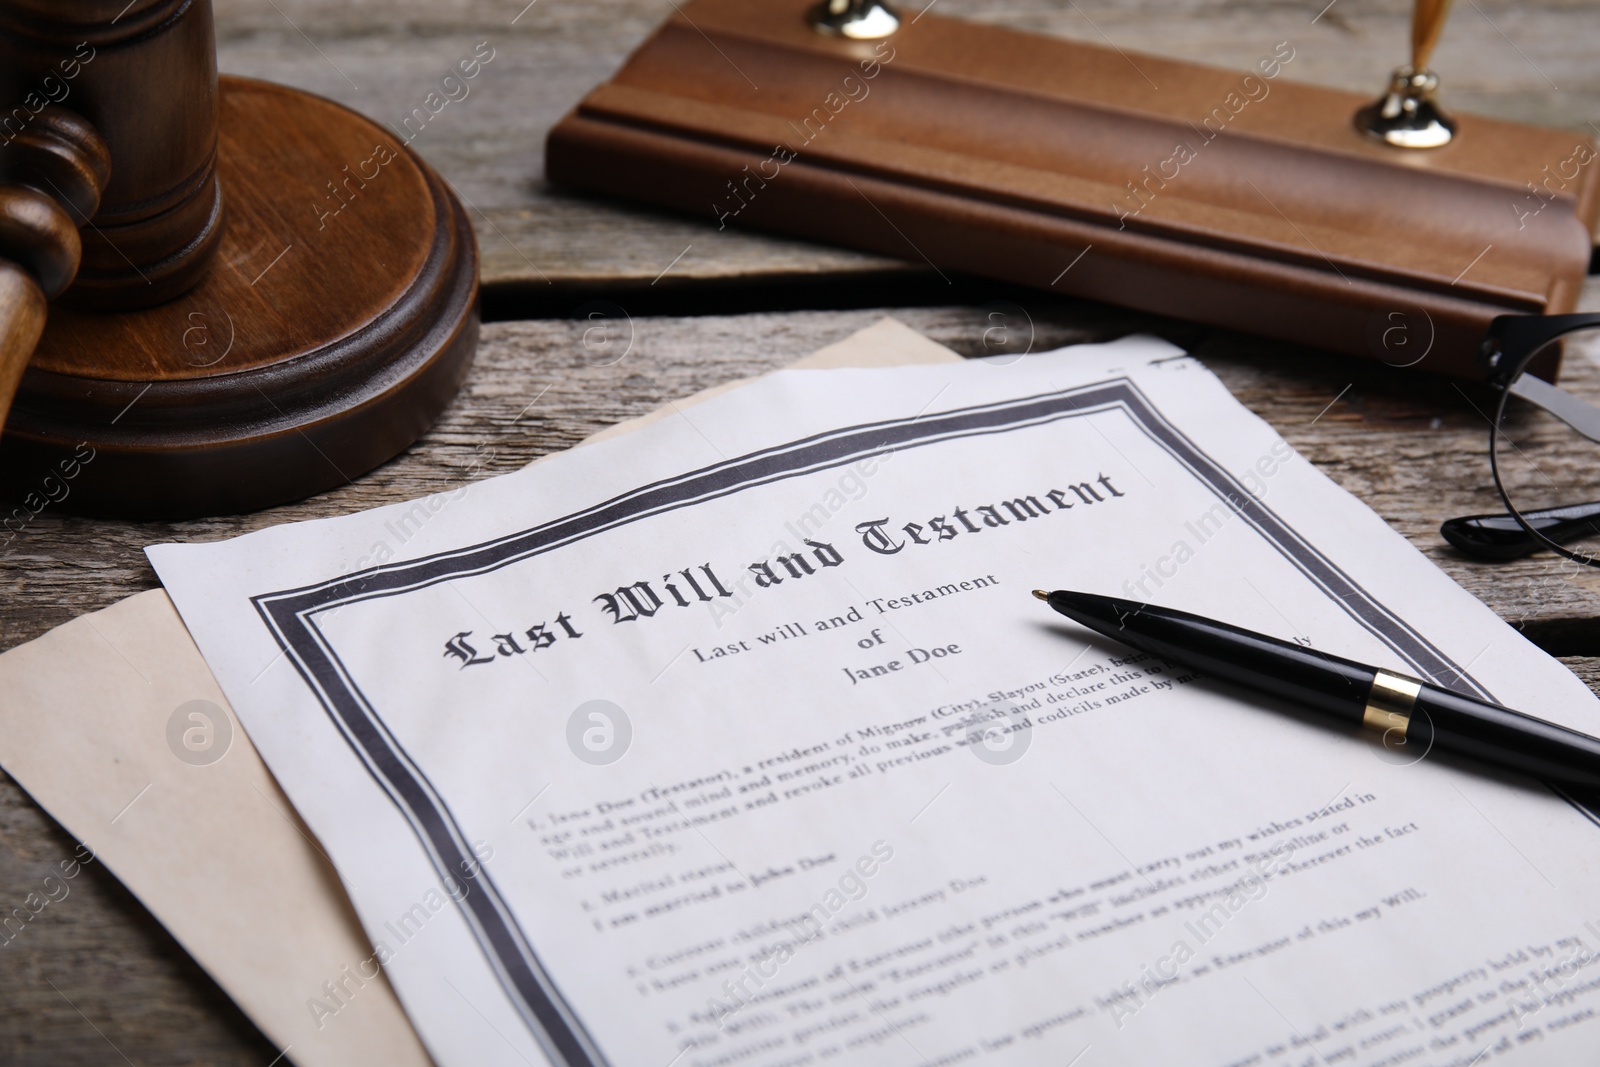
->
<box><xmin>0</xmin><ymin>0</ymin><xmax>480</xmax><ymax>519</ymax></box>
<box><xmin>0</xmin><ymin>0</ymin><xmax>223</xmax><ymax>310</ymax></box>
<box><xmin>0</xmin><ymin>107</ymin><xmax>109</xmax><ymax>302</ymax></box>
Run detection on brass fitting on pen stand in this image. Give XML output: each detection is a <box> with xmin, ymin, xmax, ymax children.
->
<box><xmin>809</xmin><ymin>0</ymin><xmax>899</xmax><ymax>39</ymax></box>
<box><xmin>1356</xmin><ymin>0</ymin><xmax>1456</xmax><ymax>148</ymax></box>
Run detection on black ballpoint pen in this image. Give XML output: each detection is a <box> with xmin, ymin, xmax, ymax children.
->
<box><xmin>1033</xmin><ymin>588</ymin><xmax>1600</xmax><ymax>791</ymax></box>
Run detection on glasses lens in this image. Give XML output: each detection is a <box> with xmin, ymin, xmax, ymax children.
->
<box><xmin>1491</xmin><ymin>326</ymin><xmax>1600</xmax><ymax>565</ymax></box>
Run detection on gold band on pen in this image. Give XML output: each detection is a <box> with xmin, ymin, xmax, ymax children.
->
<box><xmin>1363</xmin><ymin>670</ymin><xmax>1422</xmax><ymax>735</ymax></box>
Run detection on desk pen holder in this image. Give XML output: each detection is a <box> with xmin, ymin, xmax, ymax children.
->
<box><xmin>547</xmin><ymin>0</ymin><xmax>1599</xmax><ymax>380</ymax></box>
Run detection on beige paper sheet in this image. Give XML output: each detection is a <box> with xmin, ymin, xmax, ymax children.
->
<box><xmin>0</xmin><ymin>318</ymin><xmax>960</xmax><ymax>1067</ymax></box>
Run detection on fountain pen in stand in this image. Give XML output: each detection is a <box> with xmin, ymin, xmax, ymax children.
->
<box><xmin>1033</xmin><ymin>589</ymin><xmax>1600</xmax><ymax>791</ymax></box>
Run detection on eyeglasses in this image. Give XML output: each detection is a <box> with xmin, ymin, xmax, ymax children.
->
<box><xmin>1441</xmin><ymin>313</ymin><xmax>1600</xmax><ymax>568</ymax></box>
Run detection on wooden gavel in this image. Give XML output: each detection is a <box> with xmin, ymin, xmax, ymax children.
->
<box><xmin>1</xmin><ymin>0</ymin><xmax>224</xmax><ymax>434</ymax></box>
<box><xmin>0</xmin><ymin>104</ymin><xmax>109</xmax><ymax>433</ymax></box>
<box><xmin>0</xmin><ymin>0</ymin><xmax>477</xmax><ymax>518</ymax></box>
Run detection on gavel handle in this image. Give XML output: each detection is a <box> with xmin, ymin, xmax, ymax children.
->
<box><xmin>0</xmin><ymin>106</ymin><xmax>111</xmax><ymax>439</ymax></box>
<box><xmin>0</xmin><ymin>264</ymin><xmax>45</xmax><ymax>435</ymax></box>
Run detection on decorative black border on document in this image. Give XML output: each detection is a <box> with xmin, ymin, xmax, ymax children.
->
<box><xmin>252</xmin><ymin>376</ymin><xmax>1536</xmax><ymax>1065</ymax></box>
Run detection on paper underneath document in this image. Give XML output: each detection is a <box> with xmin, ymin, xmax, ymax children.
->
<box><xmin>150</xmin><ymin>337</ymin><xmax>1600</xmax><ymax>1067</ymax></box>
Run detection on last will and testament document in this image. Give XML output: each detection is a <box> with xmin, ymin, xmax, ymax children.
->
<box><xmin>149</xmin><ymin>337</ymin><xmax>1600</xmax><ymax>1067</ymax></box>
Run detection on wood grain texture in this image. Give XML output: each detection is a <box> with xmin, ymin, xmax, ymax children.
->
<box><xmin>3</xmin><ymin>299</ymin><xmax>1599</xmax><ymax>647</ymax></box>
<box><xmin>210</xmin><ymin>0</ymin><xmax>1600</xmax><ymax>290</ymax></box>
<box><xmin>1564</xmin><ymin>657</ymin><xmax>1600</xmax><ymax>691</ymax></box>
<box><xmin>8</xmin><ymin>293</ymin><xmax>1600</xmax><ymax>654</ymax></box>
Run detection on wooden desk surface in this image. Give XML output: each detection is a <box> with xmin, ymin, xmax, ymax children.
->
<box><xmin>3</xmin><ymin>1</ymin><xmax>1598</xmax><ymax>1063</ymax></box>
<box><xmin>214</xmin><ymin>0</ymin><xmax>1600</xmax><ymax>293</ymax></box>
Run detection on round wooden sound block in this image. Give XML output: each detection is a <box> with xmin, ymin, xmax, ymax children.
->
<box><xmin>1</xmin><ymin>76</ymin><xmax>478</xmax><ymax>518</ymax></box>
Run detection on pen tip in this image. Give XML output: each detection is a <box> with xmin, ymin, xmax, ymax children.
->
<box><xmin>1031</xmin><ymin>589</ymin><xmax>1050</xmax><ymax>601</ymax></box>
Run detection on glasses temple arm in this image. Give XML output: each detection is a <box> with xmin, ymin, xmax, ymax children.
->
<box><xmin>1506</xmin><ymin>374</ymin><xmax>1600</xmax><ymax>446</ymax></box>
